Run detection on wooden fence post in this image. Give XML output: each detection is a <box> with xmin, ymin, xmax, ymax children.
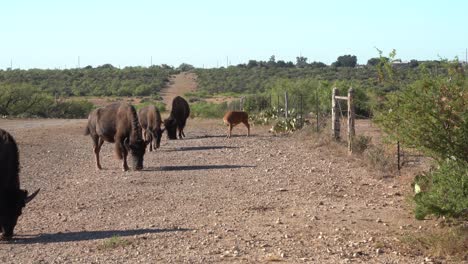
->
<box><xmin>332</xmin><ymin>88</ymin><xmax>340</xmax><ymax>140</ymax></box>
<box><xmin>347</xmin><ymin>88</ymin><xmax>355</xmax><ymax>154</ymax></box>
<box><xmin>284</xmin><ymin>91</ymin><xmax>289</xmax><ymax>119</ymax></box>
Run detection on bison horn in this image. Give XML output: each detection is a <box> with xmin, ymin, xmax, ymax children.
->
<box><xmin>25</xmin><ymin>189</ymin><xmax>40</xmax><ymax>204</ymax></box>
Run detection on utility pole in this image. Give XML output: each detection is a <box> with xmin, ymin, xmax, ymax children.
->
<box><xmin>78</xmin><ymin>56</ymin><xmax>80</xmax><ymax>68</ymax></box>
<box><xmin>150</xmin><ymin>56</ymin><xmax>153</xmax><ymax>67</ymax></box>
<box><xmin>465</xmin><ymin>48</ymin><xmax>467</xmax><ymax>65</ymax></box>
<box><xmin>10</xmin><ymin>59</ymin><xmax>12</xmax><ymax>69</ymax></box>
<box><xmin>226</xmin><ymin>56</ymin><xmax>228</xmax><ymax>67</ymax></box>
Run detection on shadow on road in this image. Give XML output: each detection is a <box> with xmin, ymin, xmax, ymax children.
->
<box><xmin>8</xmin><ymin>228</ymin><xmax>190</xmax><ymax>244</ymax></box>
<box><xmin>144</xmin><ymin>164</ymin><xmax>255</xmax><ymax>171</ymax></box>
<box><xmin>185</xmin><ymin>134</ymin><xmax>254</xmax><ymax>139</ymax></box>
<box><xmin>164</xmin><ymin>146</ymin><xmax>239</xmax><ymax>152</ymax></box>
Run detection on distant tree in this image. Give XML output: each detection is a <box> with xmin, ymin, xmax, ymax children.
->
<box><xmin>309</xmin><ymin>61</ymin><xmax>327</xmax><ymax>68</ymax></box>
<box><xmin>286</xmin><ymin>61</ymin><xmax>295</xmax><ymax>68</ymax></box>
<box><xmin>84</xmin><ymin>65</ymin><xmax>93</xmax><ymax>69</ymax></box>
<box><xmin>267</xmin><ymin>55</ymin><xmax>276</xmax><ymax>67</ymax></box>
<box><xmin>367</xmin><ymin>57</ymin><xmax>381</xmax><ymax>66</ymax></box>
<box><xmin>247</xmin><ymin>60</ymin><xmax>259</xmax><ymax>68</ymax></box>
<box><xmin>296</xmin><ymin>56</ymin><xmax>308</xmax><ymax>68</ymax></box>
<box><xmin>160</xmin><ymin>64</ymin><xmax>174</xmax><ymax>70</ymax></box>
<box><xmin>276</xmin><ymin>60</ymin><xmax>287</xmax><ymax>68</ymax></box>
<box><xmin>98</xmin><ymin>64</ymin><xmax>115</xmax><ymax>69</ymax></box>
<box><xmin>177</xmin><ymin>63</ymin><xmax>194</xmax><ymax>72</ymax></box>
<box><xmin>333</xmin><ymin>55</ymin><xmax>357</xmax><ymax>67</ymax></box>
<box><xmin>409</xmin><ymin>59</ymin><xmax>419</xmax><ymax>68</ymax></box>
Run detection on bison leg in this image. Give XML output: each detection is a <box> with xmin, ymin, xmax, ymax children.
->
<box><xmin>122</xmin><ymin>147</ymin><xmax>130</xmax><ymax>172</ymax></box>
<box><xmin>93</xmin><ymin>137</ymin><xmax>104</xmax><ymax>170</ymax></box>
<box><xmin>116</xmin><ymin>139</ymin><xmax>130</xmax><ymax>171</ymax></box>
<box><xmin>227</xmin><ymin>124</ymin><xmax>233</xmax><ymax>138</ymax></box>
<box><xmin>148</xmin><ymin>131</ymin><xmax>154</xmax><ymax>152</ymax></box>
<box><xmin>177</xmin><ymin>127</ymin><xmax>183</xmax><ymax>139</ymax></box>
<box><xmin>142</xmin><ymin>129</ymin><xmax>153</xmax><ymax>152</ymax></box>
<box><xmin>243</xmin><ymin>121</ymin><xmax>250</xmax><ymax>137</ymax></box>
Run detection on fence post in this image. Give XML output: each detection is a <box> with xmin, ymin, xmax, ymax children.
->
<box><xmin>277</xmin><ymin>95</ymin><xmax>280</xmax><ymax>116</ymax></box>
<box><xmin>332</xmin><ymin>88</ymin><xmax>340</xmax><ymax>140</ymax></box>
<box><xmin>284</xmin><ymin>91</ymin><xmax>289</xmax><ymax>119</ymax></box>
<box><xmin>316</xmin><ymin>82</ymin><xmax>320</xmax><ymax>132</ymax></box>
<box><xmin>300</xmin><ymin>94</ymin><xmax>304</xmax><ymax>127</ymax></box>
<box><xmin>347</xmin><ymin>88</ymin><xmax>355</xmax><ymax>154</ymax></box>
<box><xmin>240</xmin><ymin>97</ymin><xmax>244</xmax><ymax>111</ymax></box>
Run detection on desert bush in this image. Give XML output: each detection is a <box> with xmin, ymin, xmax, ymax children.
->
<box><xmin>413</xmin><ymin>159</ymin><xmax>468</xmax><ymax>220</ymax></box>
<box><xmin>48</xmin><ymin>100</ymin><xmax>94</xmax><ymax>118</ymax></box>
<box><xmin>364</xmin><ymin>145</ymin><xmax>394</xmax><ymax>172</ymax></box>
<box><xmin>269</xmin><ymin>117</ymin><xmax>303</xmax><ymax>134</ymax></box>
<box><xmin>190</xmin><ymin>102</ymin><xmax>227</xmax><ymax>118</ymax></box>
<box><xmin>352</xmin><ymin>135</ymin><xmax>372</xmax><ymax>154</ymax></box>
<box><xmin>135</xmin><ymin>101</ymin><xmax>166</xmax><ymax>112</ymax></box>
<box><xmin>249</xmin><ymin>107</ymin><xmax>279</xmax><ymax>125</ymax></box>
<box><xmin>375</xmin><ymin>52</ymin><xmax>467</xmax><ymax>219</ymax></box>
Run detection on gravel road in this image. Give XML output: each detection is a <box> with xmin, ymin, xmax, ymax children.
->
<box><xmin>0</xmin><ymin>118</ymin><xmax>438</xmax><ymax>263</ymax></box>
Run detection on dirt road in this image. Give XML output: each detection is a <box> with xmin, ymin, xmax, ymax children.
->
<box><xmin>0</xmin><ymin>118</ymin><xmax>437</xmax><ymax>263</ymax></box>
<box><xmin>160</xmin><ymin>72</ymin><xmax>197</xmax><ymax>109</ymax></box>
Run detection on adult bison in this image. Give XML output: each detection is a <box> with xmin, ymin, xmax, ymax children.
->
<box><xmin>138</xmin><ymin>105</ymin><xmax>163</xmax><ymax>152</ymax></box>
<box><xmin>223</xmin><ymin>111</ymin><xmax>250</xmax><ymax>138</ymax></box>
<box><xmin>85</xmin><ymin>103</ymin><xmax>147</xmax><ymax>171</ymax></box>
<box><xmin>0</xmin><ymin>129</ymin><xmax>40</xmax><ymax>240</ymax></box>
<box><xmin>164</xmin><ymin>96</ymin><xmax>190</xmax><ymax>140</ymax></box>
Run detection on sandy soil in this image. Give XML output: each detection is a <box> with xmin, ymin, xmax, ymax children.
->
<box><xmin>0</xmin><ymin>117</ymin><xmax>443</xmax><ymax>263</ymax></box>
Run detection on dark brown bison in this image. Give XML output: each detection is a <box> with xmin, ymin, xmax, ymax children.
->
<box><xmin>164</xmin><ymin>96</ymin><xmax>190</xmax><ymax>140</ymax></box>
<box><xmin>223</xmin><ymin>111</ymin><xmax>250</xmax><ymax>138</ymax></box>
<box><xmin>0</xmin><ymin>129</ymin><xmax>40</xmax><ymax>240</ymax></box>
<box><xmin>138</xmin><ymin>105</ymin><xmax>163</xmax><ymax>152</ymax></box>
<box><xmin>85</xmin><ymin>103</ymin><xmax>147</xmax><ymax>171</ymax></box>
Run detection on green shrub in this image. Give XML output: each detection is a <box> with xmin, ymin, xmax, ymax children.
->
<box><xmin>190</xmin><ymin>102</ymin><xmax>227</xmax><ymax>118</ymax></box>
<box><xmin>375</xmin><ymin>53</ymin><xmax>467</xmax><ymax>220</ymax></box>
<box><xmin>48</xmin><ymin>100</ymin><xmax>94</xmax><ymax>118</ymax></box>
<box><xmin>135</xmin><ymin>101</ymin><xmax>166</xmax><ymax>112</ymax></box>
<box><xmin>249</xmin><ymin>107</ymin><xmax>279</xmax><ymax>125</ymax></box>
<box><xmin>270</xmin><ymin>117</ymin><xmax>303</xmax><ymax>133</ymax></box>
<box><xmin>413</xmin><ymin>159</ymin><xmax>468</xmax><ymax>220</ymax></box>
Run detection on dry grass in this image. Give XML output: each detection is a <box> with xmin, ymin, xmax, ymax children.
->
<box><xmin>400</xmin><ymin>226</ymin><xmax>468</xmax><ymax>261</ymax></box>
<box><xmin>98</xmin><ymin>236</ymin><xmax>133</xmax><ymax>250</ymax></box>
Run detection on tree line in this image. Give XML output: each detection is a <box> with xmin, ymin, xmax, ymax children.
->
<box><xmin>0</xmin><ymin>64</ymin><xmax>178</xmax><ymax>97</ymax></box>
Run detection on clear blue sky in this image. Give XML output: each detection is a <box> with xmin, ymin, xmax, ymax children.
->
<box><xmin>1</xmin><ymin>0</ymin><xmax>467</xmax><ymax>69</ymax></box>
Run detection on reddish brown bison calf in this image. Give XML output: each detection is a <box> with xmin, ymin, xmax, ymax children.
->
<box><xmin>223</xmin><ymin>111</ymin><xmax>250</xmax><ymax>138</ymax></box>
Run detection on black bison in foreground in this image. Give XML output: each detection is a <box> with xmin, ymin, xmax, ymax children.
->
<box><xmin>164</xmin><ymin>96</ymin><xmax>190</xmax><ymax>140</ymax></box>
<box><xmin>223</xmin><ymin>111</ymin><xmax>250</xmax><ymax>138</ymax></box>
<box><xmin>0</xmin><ymin>129</ymin><xmax>40</xmax><ymax>240</ymax></box>
<box><xmin>85</xmin><ymin>103</ymin><xmax>147</xmax><ymax>171</ymax></box>
<box><xmin>138</xmin><ymin>105</ymin><xmax>163</xmax><ymax>152</ymax></box>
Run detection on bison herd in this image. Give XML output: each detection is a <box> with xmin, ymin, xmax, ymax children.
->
<box><xmin>0</xmin><ymin>96</ymin><xmax>251</xmax><ymax>240</ymax></box>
